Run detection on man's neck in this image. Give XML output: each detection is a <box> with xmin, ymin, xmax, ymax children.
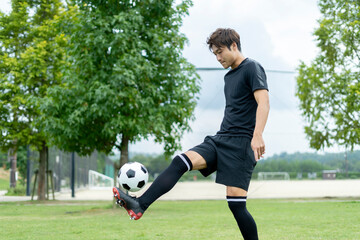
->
<box><xmin>231</xmin><ymin>53</ymin><xmax>246</xmax><ymax>69</ymax></box>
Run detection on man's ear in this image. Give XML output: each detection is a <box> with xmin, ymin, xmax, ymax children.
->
<box><xmin>231</xmin><ymin>41</ymin><xmax>237</xmax><ymax>51</ymax></box>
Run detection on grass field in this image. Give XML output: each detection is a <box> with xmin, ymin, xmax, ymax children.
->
<box><xmin>0</xmin><ymin>178</ymin><xmax>9</xmax><ymax>190</ymax></box>
<box><xmin>0</xmin><ymin>199</ymin><xmax>359</xmax><ymax>240</ymax></box>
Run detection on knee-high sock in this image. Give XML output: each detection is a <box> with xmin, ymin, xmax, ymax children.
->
<box><xmin>139</xmin><ymin>154</ymin><xmax>192</xmax><ymax>211</ymax></box>
<box><xmin>227</xmin><ymin>196</ymin><xmax>258</xmax><ymax>240</ymax></box>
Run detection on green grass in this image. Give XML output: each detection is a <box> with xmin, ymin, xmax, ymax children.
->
<box><xmin>0</xmin><ymin>178</ymin><xmax>26</xmax><ymax>195</ymax></box>
<box><xmin>0</xmin><ymin>199</ymin><xmax>359</xmax><ymax>240</ymax></box>
<box><xmin>0</xmin><ymin>178</ymin><xmax>9</xmax><ymax>190</ymax></box>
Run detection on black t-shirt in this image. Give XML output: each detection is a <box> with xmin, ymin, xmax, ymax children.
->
<box><xmin>216</xmin><ymin>58</ymin><xmax>268</xmax><ymax>138</ymax></box>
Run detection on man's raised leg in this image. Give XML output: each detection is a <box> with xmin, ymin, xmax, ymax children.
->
<box><xmin>113</xmin><ymin>151</ymin><xmax>207</xmax><ymax>220</ymax></box>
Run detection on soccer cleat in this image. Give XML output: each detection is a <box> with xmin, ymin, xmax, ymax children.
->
<box><xmin>113</xmin><ymin>187</ymin><xmax>144</xmax><ymax>220</ymax></box>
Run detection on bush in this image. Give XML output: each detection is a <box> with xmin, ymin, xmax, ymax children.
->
<box><xmin>336</xmin><ymin>172</ymin><xmax>360</xmax><ymax>179</ymax></box>
<box><xmin>5</xmin><ymin>185</ymin><xmax>26</xmax><ymax>196</ymax></box>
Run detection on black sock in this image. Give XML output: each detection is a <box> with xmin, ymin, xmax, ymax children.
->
<box><xmin>227</xmin><ymin>196</ymin><xmax>258</xmax><ymax>240</ymax></box>
<box><xmin>139</xmin><ymin>153</ymin><xmax>192</xmax><ymax>211</ymax></box>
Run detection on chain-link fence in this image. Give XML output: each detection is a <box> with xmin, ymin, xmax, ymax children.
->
<box><xmin>27</xmin><ymin>147</ymin><xmax>114</xmax><ymax>196</ymax></box>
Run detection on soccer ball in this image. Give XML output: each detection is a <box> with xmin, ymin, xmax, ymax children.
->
<box><xmin>118</xmin><ymin>162</ymin><xmax>149</xmax><ymax>192</ymax></box>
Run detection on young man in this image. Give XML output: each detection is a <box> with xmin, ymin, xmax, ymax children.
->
<box><xmin>113</xmin><ymin>28</ymin><xmax>270</xmax><ymax>240</ymax></box>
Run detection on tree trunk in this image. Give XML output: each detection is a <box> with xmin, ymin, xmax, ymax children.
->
<box><xmin>120</xmin><ymin>135</ymin><xmax>130</xmax><ymax>168</ymax></box>
<box><xmin>37</xmin><ymin>142</ymin><xmax>48</xmax><ymax>201</ymax></box>
<box><xmin>8</xmin><ymin>147</ymin><xmax>17</xmax><ymax>188</ymax></box>
<box><xmin>113</xmin><ymin>135</ymin><xmax>130</xmax><ymax>207</ymax></box>
<box><xmin>113</xmin><ymin>134</ymin><xmax>130</xmax><ymax>183</ymax></box>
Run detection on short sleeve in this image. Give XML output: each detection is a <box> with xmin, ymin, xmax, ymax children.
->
<box><xmin>248</xmin><ymin>61</ymin><xmax>268</xmax><ymax>92</ymax></box>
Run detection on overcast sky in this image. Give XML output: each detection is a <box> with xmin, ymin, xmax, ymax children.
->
<box><xmin>0</xmin><ymin>0</ymin><xmax>352</xmax><ymax>158</ymax></box>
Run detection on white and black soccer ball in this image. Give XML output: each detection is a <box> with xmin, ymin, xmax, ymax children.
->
<box><xmin>118</xmin><ymin>162</ymin><xmax>149</xmax><ymax>192</ymax></box>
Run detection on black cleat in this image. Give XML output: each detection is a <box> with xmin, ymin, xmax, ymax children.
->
<box><xmin>113</xmin><ymin>187</ymin><xmax>144</xmax><ymax>220</ymax></box>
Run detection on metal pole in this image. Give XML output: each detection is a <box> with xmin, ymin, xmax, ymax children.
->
<box><xmin>344</xmin><ymin>150</ymin><xmax>348</xmax><ymax>178</ymax></box>
<box><xmin>26</xmin><ymin>145</ymin><xmax>30</xmax><ymax>196</ymax></box>
<box><xmin>58</xmin><ymin>150</ymin><xmax>62</xmax><ymax>192</ymax></box>
<box><xmin>71</xmin><ymin>152</ymin><xmax>75</xmax><ymax>198</ymax></box>
<box><xmin>46</xmin><ymin>146</ymin><xmax>49</xmax><ymax>200</ymax></box>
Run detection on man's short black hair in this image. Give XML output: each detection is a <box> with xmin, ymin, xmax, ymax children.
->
<box><xmin>206</xmin><ymin>28</ymin><xmax>241</xmax><ymax>52</ymax></box>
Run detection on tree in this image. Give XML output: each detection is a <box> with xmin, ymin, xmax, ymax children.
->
<box><xmin>0</xmin><ymin>0</ymin><xmax>69</xmax><ymax>200</ymax></box>
<box><xmin>296</xmin><ymin>0</ymin><xmax>360</xmax><ymax>151</ymax></box>
<box><xmin>0</xmin><ymin>0</ymin><xmax>30</xmax><ymax>189</ymax></box>
<box><xmin>41</xmin><ymin>0</ymin><xmax>200</xmax><ymax>175</ymax></box>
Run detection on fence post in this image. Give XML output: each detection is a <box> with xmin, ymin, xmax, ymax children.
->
<box><xmin>26</xmin><ymin>145</ymin><xmax>30</xmax><ymax>196</ymax></box>
<box><xmin>71</xmin><ymin>152</ymin><xmax>75</xmax><ymax>198</ymax></box>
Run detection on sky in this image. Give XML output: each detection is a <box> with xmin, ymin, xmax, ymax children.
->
<box><xmin>0</xmin><ymin>0</ymin><xmax>352</xmax><ymax>158</ymax></box>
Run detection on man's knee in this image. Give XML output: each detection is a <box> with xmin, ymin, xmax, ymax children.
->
<box><xmin>184</xmin><ymin>151</ymin><xmax>207</xmax><ymax>170</ymax></box>
<box><xmin>227</xmin><ymin>186</ymin><xmax>247</xmax><ymax>196</ymax></box>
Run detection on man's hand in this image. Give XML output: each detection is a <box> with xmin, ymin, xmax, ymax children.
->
<box><xmin>251</xmin><ymin>133</ymin><xmax>265</xmax><ymax>161</ymax></box>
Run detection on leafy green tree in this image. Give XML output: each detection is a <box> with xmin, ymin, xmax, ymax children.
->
<box><xmin>0</xmin><ymin>0</ymin><xmax>69</xmax><ymax>200</ymax></box>
<box><xmin>41</xmin><ymin>0</ymin><xmax>200</xmax><ymax>176</ymax></box>
<box><xmin>0</xmin><ymin>0</ymin><xmax>30</xmax><ymax>189</ymax></box>
<box><xmin>296</xmin><ymin>0</ymin><xmax>360</xmax><ymax>151</ymax></box>
<box><xmin>297</xmin><ymin>160</ymin><xmax>324</xmax><ymax>173</ymax></box>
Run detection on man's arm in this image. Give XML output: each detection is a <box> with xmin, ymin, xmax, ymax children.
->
<box><xmin>251</xmin><ymin>89</ymin><xmax>270</xmax><ymax>161</ymax></box>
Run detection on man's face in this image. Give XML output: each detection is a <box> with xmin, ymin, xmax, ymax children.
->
<box><xmin>211</xmin><ymin>44</ymin><xmax>236</xmax><ymax>69</ymax></box>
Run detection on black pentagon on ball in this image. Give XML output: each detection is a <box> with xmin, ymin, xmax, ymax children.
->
<box><xmin>126</xmin><ymin>169</ymin><xmax>136</xmax><ymax>178</ymax></box>
<box><xmin>141</xmin><ymin>166</ymin><xmax>147</xmax><ymax>174</ymax></box>
<box><xmin>122</xmin><ymin>184</ymin><xmax>131</xmax><ymax>191</ymax></box>
<box><xmin>117</xmin><ymin>169</ymin><xmax>121</xmax><ymax>178</ymax></box>
<box><xmin>137</xmin><ymin>180</ymin><xmax>145</xmax><ymax>189</ymax></box>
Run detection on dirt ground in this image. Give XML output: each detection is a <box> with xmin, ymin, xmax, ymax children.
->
<box><xmin>52</xmin><ymin>179</ymin><xmax>360</xmax><ymax>201</ymax></box>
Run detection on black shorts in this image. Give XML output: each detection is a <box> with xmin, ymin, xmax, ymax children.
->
<box><xmin>189</xmin><ymin>135</ymin><xmax>257</xmax><ymax>191</ymax></box>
